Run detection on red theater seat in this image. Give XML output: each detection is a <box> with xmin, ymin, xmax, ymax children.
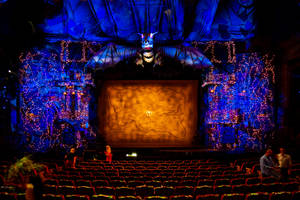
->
<box><xmin>170</xmin><ymin>195</ymin><xmax>193</xmax><ymax>200</ymax></box>
<box><xmin>180</xmin><ymin>180</ymin><xmax>197</xmax><ymax>187</ymax></box>
<box><xmin>154</xmin><ymin>186</ymin><xmax>174</xmax><ymax>197</ymax></box>
<box><xmin>118</xmin><ymin>196</ymin><xmax>142</xmax><ymax>200</ymax></box>
<box><xmin>194</xmin><ymin>186</ymin><xmax>214</xmax><ymax>195</ymax></box>
<box><xmin>44</xmin><ymin>179</ymin><xmax>58</xmax><ymax>186</ymax></box>
<box><xmin>245</xmin><ymin>177</ymin><xmax>261</xmax><ymax>185</ymax></box>
<box><xmin>146</xmin><ymin>196</ymin><xmax>169</xmax><ymax>200</ymax></box>
<box><xmin>91</xmin><ymin>194</ymin><xmax>115</xmax><ymax>200</ymax></box>
<box><xmin>230</xmin><ymin>178</ymin><xmax>245</xmax><ymax>185</ymax></box>
<box><xmin>92</xmin><ymin>180</ymin><xmax>109</xmax><ymax>187</ymax></box>
<box><xmin>195</xmin><ymin>194</ymin><xmax>220</xmax><ymax>200</ymax></box>
<box><xmin>292</xmin><ymin>191</ymin><xmax>300</xmax><ymax>200</ymax></box>
<box><xmin>65</xmin><ymin>194</ymin><xmax>89</xmax><ymax>200</ymax></box>
<box><xmin>174</xmin><ymin>186</ymin><xmax>194</xmax><ymax>196</ymax></box>
<box><xmin>58</xmin><ymin>179</ymin><xmax>74</xmax><ymax>186</ymax></box>
<box><xmin>197</xmin><ymin>179</ymin><xmax>214</xmax><ymax>186</ymax></box>
<box><xmin>110</xmin><ymin>180</ymin><xmax>128</xmax><ymax>187</ymax></box>
<box><xmin>57</xmin><ymin>185</ymin><xmax>76</xmax><ymax>195</ymax></box>
<box><xmin>44</xmin><ymin>184</ymin><xmax>57</xmax><ymax>194</ymax></box>
<box><xmin>221</xmin><ymin>193</ymin><xmax>244</xmax><ymax>200</ymax></box>
<box><xmin>136</xmin><ymin>185</ymin><xmax>155</xmax><ymax>197</ymax></box>
<box><xmin>42</xmin><ymin>194</ymin><xmax>63</xmax><ymax>200</ymax></box>
<box><xmin>115</xmin><ymin>187</ymin><xmax>135</xmax><ymax>197</ymax></box>
<box><xmin>94</xmin><ymin>186</ymin><xmax>115</xmax><ymax>196</ymax></box>
<box><xmin>215</xmin><ymin>179</ymin><xmax>231</xmax><ymax>186</ymax></box>
<box><xmin>127</xmin><ymin>180</ymin><xmax>144</xmax><ymax>187</ymax></box>
<box><xmin>282</xmin><ymin>181</ymin><xmax>299</xmax><ymax>191</ymax></box>
<box><xmin>0</xmin><ymin>192</ymin><xmax>16</xmax><ymax>200</ymax></box>
<box><xmin>145</xmin><ymin>181</ymin><xmax>162</xmax><ymax>187</ymax></box>
<box><xmin>245</xmin><ymin>192</ymin><xmax>270</xmax><ymax>200</ymax></box>
<box><xmin>76</xmin><ymin>186</ymin><xmax>95</xmax><ymax>196</ymax></box>
<box><xmin>214</xmin><ymin>185</ymin><xmax>232</xmax><ymax>194</ymax></box>
<box><xmin>163</xmin><ymin>180</ymin><xmax>179</xmax><ymax>187</ymax></box>
<box><xmin>76</xmin><ymin>180</ymin><xmax>92</xmax><ymax>187</ymax></box>
<box><xmin>270</xmin><ymin>191</ymin><xmax>292</xmax><ymax>200</ymax></box>
<box><xmin>232</xmin><ymin>184</ymin><xmax>248</xmax><ymax>193</ymax></box>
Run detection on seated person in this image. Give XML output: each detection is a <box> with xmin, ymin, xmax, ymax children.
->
<box><xmin>260</xmin><ymin>149</ymin><xmax>279</xmax><ymax>178</ymax></box>
<box><xmin>64</xmin><ymin>147</ymin><xmax>77</xmax><ymax>168</ymax></box>
<box><xmin>104</xmin><ymin>145</ymin><xmax>112</xmax><ymax>164</ymax></box>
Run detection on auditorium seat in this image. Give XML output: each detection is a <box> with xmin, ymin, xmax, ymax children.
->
<box><xmin>94</xmin><ymin>186</ymin><xmax>115</xmax><ymax>196</ymax></box>
<box><xmin>171</xmin><ymin>194</ymin><xmax>194</xmax><ymax>200</ymax></box>
<box><xmin>261</xmin><ymin>183</ymin><xmax>282</xmax><ymax>193</ymax></box>
<box><xmin>42</xmin><ymin>194</ymin><xmax>63</xmax><ymax>200</ymax></box>
<box><xmin>174</xmin><ymin>186</ymin><xmax>194</xmax><ymax>196</ymax></box>
<box><xmin>215</xmin><ymin>179</ymin><xmax>231</xmax><ymax>186</ymax></box>
<box><xmin>221</xmin><ymin>193</ymin><xmax>244</xmax><ymax>200</ymax></box>
<box><xmin>194</xmin><ymin>186</ymin><xmax>214</xmax><ymax>195</ymax></box>
<box><xmin>15</xmin><ymin>193</ymin><xmax>25</xmax><ymax>200</ymax></box>
<box><xmin>0</xmin><ymin>185</ymin><xmax>20</xmax><ymax>193</ymax></box>
<box><xmin>262</xmin><ymin>177</ymin><xmax>277</xmax><ymax>184</ymax></box>
<box><xmin>44</xmin><ymin>179</ymin><xmax>58</xmax><ymax>186</ymax></box>
<box><xmin>195</xmin><ymin>194</ymin><xmax>220</xmax><ymax>200</ymax></box>
<box><xmin>118</xmin><ymin>196</ymin><xmax>142</xmax><ymax>200</ymax></box>
<box><xmin>245</xmin><ymin>177</ymin><xmax>261</xmax><ymax>185</ymax></box>
<box><xmin>245</xmin><ymin>192</ymin><xmax>269</xmax><ymax>200</ymax></box>
<box><xmin>44</xmin><ymin>184</ymin><xmax>57</xmax><ymax>194</ymax></box>
<box><xmin>230</xmin><ymin>178</ymin><xmax>245</xmax><ymax>185</ymax></box>
<box><xmin>0</xmin><ymin>192</ymin><xmax>16</xmax><ymax>200</ymax></box>
<box><xmin>92</xmin><ymin>180</ymin><xmax>109</xmax><ymax>187</ymax></box>
<box><xmin>127</xmin><ymin>180</ymin><xmax>144</xmax><ymax>187</ymax></box>
<box><xmin>270</xmin><ymin>191</ymin><xmax>292</xmax><ymax>200</ymax></box>
<box><xmin>154</xmin><ymin>186</ymin><xmax>174</xmax><ymax>197</ymax></box>
<box><xmin>110</xmin><ymin>180</ymin><xmax>128</xmax><ymax>187</ymax></box>
<box><xmin>145</xmin><ymin>180</ymin><xmax>162</xmax><ymax>187</ymax></box>
<box><xmin>58</xmin><ymin>179</ymin><xmax>74</xmax><ymax>186</ymax></box>
<box><xmin>65</xmin><ymin>194</ymin><xmax>89</xmax><ymax>200</ymax></box>
<box><xmin>76</xmin><ymin>180</ymin><xmax>92</xmax><ymax>187</ymax></box>
<box><xmin>197</xmin><ymin>179</ymin><xmax>214</xmax><ymax>186</ymax></box>
<box><xmin>144</xmin><ymin>196</ymin><xmax>168</xmax><ymax>200</ymax></box>
<box><xmin>214</xmin><ymin>185</ymin><xmax>232</xmax><ymax>194</ymax></box>
<box><xmin>232</xmin><ymin>184</ymin><xmax>248</xmax><ymax>194</ymax></box>
<box><xmin>180</xmin><ymin>180</ymin><xmax>197</xmax><ymax>187</ymax></box>
<box><xmin>115</xmin><ymin>187</ymin><xmax>135</xmax><ymax>197</ymax></box>
<box><xmin>282</xmin><ymin>181</ymin><xmax>299</xmax><ymax>191</ymax></box>
<box><xmin>135</xmin><ymin>185</ymin><xmax>154</xmax><ymax>197</ymax></box>
<box><xmin>292</xmin><ymin>191</ymin><xmax>300</xmax><ymax>200</ymax></box>
<box><xmin>163</xmin><ymin>180</ymin><xmax>178</xmax><ymax>187</ymax></box>
<box><xmin>76</xmin><ymin>186</ymin><xmax>95</xmax><ymax>196</ymax></box>
<box><xmin>91</xmin><ymin>194</ymin><xmax>115</xmax><ymax>200</ymax></box>
<box><xmin>57</xmin><ymin>185</ymin><xmax>76</xmax><ymax>195</ymax></box>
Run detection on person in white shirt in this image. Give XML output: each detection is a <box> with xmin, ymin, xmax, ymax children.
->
<box><xmin>277</xmin><ymin>147</ymin><xmax>292</xmax><ymax>181</ymax></box>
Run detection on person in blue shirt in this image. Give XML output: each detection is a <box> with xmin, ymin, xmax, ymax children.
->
<box><xmin>260</xmin><ymin>149</ymin><xmax>279</xmax><ymax>178</ymax></box>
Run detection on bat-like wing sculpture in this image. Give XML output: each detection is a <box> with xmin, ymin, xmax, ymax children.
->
<box><xmin>159</xmin><ymin>44</ymin><xmax>213</xmax><ymax>68</ymax></box>
<box><xmin>87</xmin><ymin>43</ymin><xmax>138</xmax><ymax>69</ymax></box>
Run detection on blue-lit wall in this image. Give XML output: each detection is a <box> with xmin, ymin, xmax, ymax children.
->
<box><xmin>19</xmin><ymin>44</ymin><xmax>96</xmax><ymax>152</ymax></box>
<box><xmin>203</xmin><ymin>53</ymin><xmax>275</xmax><ymax>152</ymax></box>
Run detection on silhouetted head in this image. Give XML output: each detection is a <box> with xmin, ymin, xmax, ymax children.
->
<box><xmin>265</xmin><ymin>149</ymin><xmax>272</xmax><ymax>156</ymax></box>
<box><xmin>280</xmin><ymin>147</ymin><xmax>285</xmax><ymax>154</ymax></box>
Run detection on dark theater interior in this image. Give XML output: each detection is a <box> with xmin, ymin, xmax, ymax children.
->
<box><xmin>0</xmin><ymin>0</ymin><xmax>299</xmax><ymax>199</ymax></box>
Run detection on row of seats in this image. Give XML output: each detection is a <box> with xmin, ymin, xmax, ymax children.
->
<box><xmin>41</xmin><ymin>184</ymin><xmax>299</xmax><ymax>196</ymax></box>
<box><xmin>43</xmin><ymin>177</ymin><xmax>298</xmax><ymax>187</ymax></box>
<box><xmin>1</xmin><ymin>191</ymin><xmax>300</xmax><ymax>200</ymax></box>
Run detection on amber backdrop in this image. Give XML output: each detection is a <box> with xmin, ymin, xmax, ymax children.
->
<box><xmin>98</xmin><ymin>80</ymin><xmax>198</xmax><ymax>147</ymax></box>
